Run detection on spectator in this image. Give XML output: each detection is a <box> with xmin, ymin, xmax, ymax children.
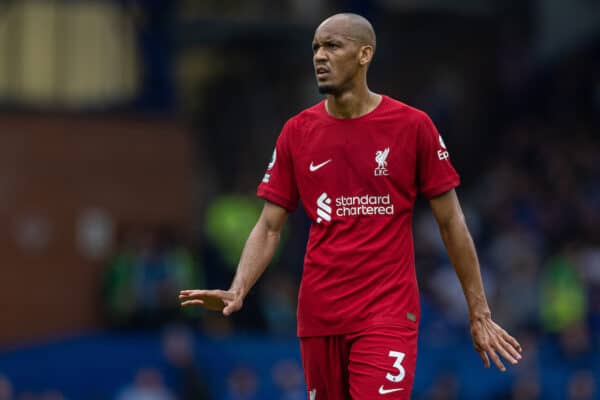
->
<box><xmin>226</xmin><ymin>366</ymin><xmax>259</xmax><ymax>400</ymax></box>
<box><xmin>540</xmin><ymin>249</ymin><xmax>587</xmax><ymax>333</ymax></box>
<box><xmin>38</xmin><ymin>392</ymin><xmax>65</xmax><ymax>400</ymax></box>
<box><xmin>116</xmin><ymin>368</ymin><xmax>175</xmax><ymax>400</ymax></box>
<box><xmin>425</xmin><ymin>371</ymin><xmax>459</xmax><ymax>400</ymax></box>
<box><xmin>259</xmin><ymin>272</ymin><xmax>297</xmax><ymax>336</ymax></box>
<box><xmin>0</xmin><ymin>375</ymin><xmax>13</xmax><ymax>400</ymax></box>
<box><xmin>510</xmin><ymin>375</ymin><xmax>541</xmax><ymax>400</ymax></box>
<box><xmin>161</xmin><ymin>325</ymin><xmax>211</xmax><ymax>400</ymax></box>
<box><xmin>271</xmin><ymin>359</ymin><xmax>305</xmax><ymax>400</ymax></box>
<box><xmin>103</xmin><ymin>226</ymin><xmax>203</xmax><ymax>327</ymax></box>
<box><xmin>103</xmin><ymin>226</ymin><xmax>139</xmax><ymax>326</ymax></box>
<box><xmin>566</xmin><ymin>370</ymin><xmax>596</xmax><ymax>400</ymax></box>
<box><xmin>558</xmin><ymin>322</ymin><xmax>593</xmax><ymax>368</ymax></box>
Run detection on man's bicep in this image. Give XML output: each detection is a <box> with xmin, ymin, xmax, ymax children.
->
<box><xmin>259</xmin><ymin>200</ymin><xmax>289</xmax><ymax>233</ymax></box>
<box><xmin>428</xmin><ymin>189</ymin><xmax>464</xmax><ymax>228</ymax></box>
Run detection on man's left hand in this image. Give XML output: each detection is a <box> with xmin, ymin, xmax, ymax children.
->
<box><xmin>470</xmin><ymin>316</ymin><xmax>522</xmax><ymax>372</ymax></box>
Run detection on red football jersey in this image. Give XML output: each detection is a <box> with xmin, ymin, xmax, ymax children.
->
<box><xmin>257</xmin><ymin>95</ymin><xmax>460</xmax><ymax>337</ymax></box>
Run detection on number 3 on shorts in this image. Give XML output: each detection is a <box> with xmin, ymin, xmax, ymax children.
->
<box><xmin>386</xmin><ymin>351</ymin><xmax>406</xmax><ymax>383</ymax></box>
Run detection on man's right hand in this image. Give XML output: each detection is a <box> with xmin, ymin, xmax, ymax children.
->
<box><xmin>179</xmin><ymin>289</ymin><xmax>243</xmax><ymax>316</ymax></box>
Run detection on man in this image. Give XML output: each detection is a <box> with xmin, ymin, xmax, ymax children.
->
<box><xmin>180</xmin><ymin>13</ymin><xmax>522</xmax><ymax>399</ymax></box>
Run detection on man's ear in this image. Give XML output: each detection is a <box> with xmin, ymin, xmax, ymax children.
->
<box><xmin>359</xmin><ymin>45</ymin><xmax>374</xmax><ymax>66</ymax></box>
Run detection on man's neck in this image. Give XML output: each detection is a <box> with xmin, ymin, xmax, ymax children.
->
<box><xmin>326</xmin><ymin>86</ymin><xmax>381</xmax><ymax>119</ymax></box>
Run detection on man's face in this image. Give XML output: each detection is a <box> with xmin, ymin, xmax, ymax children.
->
<box><xmin>312</xmin><ymin>27</ymin><xmax>362</xmax><ymax>95</ymax></box>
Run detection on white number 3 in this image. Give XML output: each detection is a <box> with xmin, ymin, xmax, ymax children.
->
<box><xmin>386</xmin><ymin>351</ymin><xmax>406</xmax><ymax>383</ymax></box>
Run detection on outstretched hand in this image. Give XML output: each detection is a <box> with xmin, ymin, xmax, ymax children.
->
<box><xmin>470</xmin><ymin>316</ymin><xmax>522</xmax><ymax>372</ymax></box>
<box><xmin>179</xmin><ymin>289</ymin><xmax>243</xmax><ymax>316</ymax></box>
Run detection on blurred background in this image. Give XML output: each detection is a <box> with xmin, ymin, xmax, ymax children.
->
<box><xmin>0</xmin><ymin>0</ymin><xmax>598</xmax><ymax>399</ymax></box>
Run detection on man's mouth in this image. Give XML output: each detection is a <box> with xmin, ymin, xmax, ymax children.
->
<box><xmin>316</xmin><ymin>66</ymin><xmax>330</xmax><ymax>78</ymax></box>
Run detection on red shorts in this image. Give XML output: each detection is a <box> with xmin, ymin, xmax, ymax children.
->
<box><xmin>300</xmin><ymin>324</ymin><xmax>418</xmax><ymax>400</ymax></box>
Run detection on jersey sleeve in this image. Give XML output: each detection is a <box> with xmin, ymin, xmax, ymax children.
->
<box><xmin>417</xmin><ymin>114</ymin><xmax>460</xmax><ymax>199</ymax></box>
<box><xmin>256</xmin><ymin>119</ymin><xmax>299</xmax><ymax>212</ymax></box>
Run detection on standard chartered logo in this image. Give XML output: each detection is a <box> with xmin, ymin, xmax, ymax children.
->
<box><xmin>316</xmin><ymin>193</ymin><xmax>332</xmax><ymax>223</ymax></box>
<box><xmin>337</xmin><ymin>194</ymin><xmax>395</xmax><ymax>216</ymax></box>
<box><xmin>316</xmin><ymin>193</ymin><xmax>394</xmax><ymax>223</ymax></box>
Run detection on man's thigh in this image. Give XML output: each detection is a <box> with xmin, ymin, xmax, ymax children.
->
<box><xmin>347</xmin><ymin>325</ymin><xmax>418</xmax><ymax>400</ymax></box>
<box><xmin>300</xmin><ymin>335</ymin><xmax>351</xmax><ymax>400</ymax></box>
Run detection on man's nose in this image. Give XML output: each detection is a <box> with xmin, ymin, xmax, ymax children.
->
<box><xmin>314</xmin><ymin>47</ymin><xmax>327</xmax><ymax>62</ymax></box>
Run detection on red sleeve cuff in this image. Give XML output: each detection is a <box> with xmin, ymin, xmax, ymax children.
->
<box><xmin>257</xmin><ymin>186</ymin><xmax>298</xmax><ymax>212</ymax></box>
<box><xmin>421</xmin><ymin>177</ymin><xmax>460</xmax><ymax>199</ymax></box>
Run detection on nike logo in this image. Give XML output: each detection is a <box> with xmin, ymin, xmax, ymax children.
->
<box><xmin>309</xmin><ymin>159</ymin><xmax>332</xmax><ymax>172</ymax></box>
<box><xmin>378</xmin><ymin>385</ymin><xmax>404</xmax><ymax>395</ymax></box>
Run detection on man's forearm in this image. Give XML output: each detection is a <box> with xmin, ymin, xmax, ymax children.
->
<box><xmin>438</xmin><ymin>214</ymin><xmax>490</xmax><ymax>320</ymax></box>
<box><xmin>229</xmin><ymin>219</ymin><xmax>281</xmax><ymax>298</ymax></box>
<box><xmin>430</xmin><ymin>192</ymin><xmax>521</xmax><ymax>370</ymax></box>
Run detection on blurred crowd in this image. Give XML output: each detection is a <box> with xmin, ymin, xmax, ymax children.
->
<box><xmin>413</xmin><ymin>126</ymin><xmax>599</xmax><ymax>399</ymax></box>
<box><xmin>0</xmin><ymin>324</ymin><xmax>306</xmax><ymax>400</ymax></box>
<box><xmin>102</xmin><ymin>226</ymin><xmax>203</xmax><ymax>328</ymax></box>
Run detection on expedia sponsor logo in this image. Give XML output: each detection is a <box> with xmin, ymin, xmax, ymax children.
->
<box><xmin>437</xmin><ymin>135</ymin><xmax>449</xmax><ymax>160</ymax></box>
<box><xmin>316</xmin><ymin>193</ymin><xmax>394</xmax><ymax>223</ymax></box>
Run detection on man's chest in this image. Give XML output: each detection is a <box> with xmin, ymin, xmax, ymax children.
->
<box><xmin>292</xmin><ymin>125</ymin><xmax>417</xmax><ymax>198</ymax></box>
